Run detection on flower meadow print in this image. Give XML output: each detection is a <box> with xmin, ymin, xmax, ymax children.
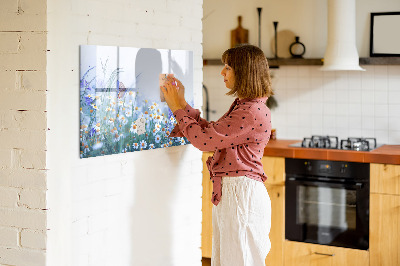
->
<box><xmin>80</xmin><ymin>45</ymin><xmax>194</xmax><ymax>158</ymax></box>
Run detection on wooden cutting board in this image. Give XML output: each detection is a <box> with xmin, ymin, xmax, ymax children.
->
<box><xmin>231</xmin><ymin>16</ymin><xmax>249</xmax><ymax>48</ymax></box>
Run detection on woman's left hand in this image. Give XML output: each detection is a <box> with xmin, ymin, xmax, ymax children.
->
<box><xmin>160</xmin><ymin>79</ymin><xmax>185</xmax><ymax>113</ymax></box>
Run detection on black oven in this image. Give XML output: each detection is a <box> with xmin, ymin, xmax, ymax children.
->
<box><xmin>285</xmin><ymin>158</ymin><xmax>369</xmax><ymax>250</ymax></box>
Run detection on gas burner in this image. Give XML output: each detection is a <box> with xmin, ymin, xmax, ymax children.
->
<box><xmin>340</xmin><ymin>137</ymin><xmax>377</xmax><ymax>151</ymax></box>
<box><xmin>301</xmin><ymin>135</ymin><xmax>339</xmax><ymax>149</ymax></box>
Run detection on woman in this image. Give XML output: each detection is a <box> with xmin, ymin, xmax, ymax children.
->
<box><xmin>161</xmin><ymin>44</ymin><xmax>273</xmax><ymax>266</ymax></box>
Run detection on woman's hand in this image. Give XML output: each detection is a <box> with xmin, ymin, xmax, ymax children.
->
<box><xmin>173</xmin><ymin>78</ymin><xmax>187</xmax><ymax>108</ymax></box>
<box><xmin>160</xmin><ymin>78</ymin><xmax>186</xmax><ymax>113</ymax></box>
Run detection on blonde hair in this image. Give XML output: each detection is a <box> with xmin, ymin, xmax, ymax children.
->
<box><xmin>221</xmin><ymin>44</ymin><xmax>273</xmax><ymax>99</ymax></box>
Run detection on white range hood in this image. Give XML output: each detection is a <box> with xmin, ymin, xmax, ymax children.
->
<box><xmin>320</xmin><ymin>0</ymin><xmax>365</xmax><ymax>71</ymax></box>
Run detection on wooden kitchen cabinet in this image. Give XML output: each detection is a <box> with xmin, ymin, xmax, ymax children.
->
<box><xmin>370</xmin><ymin>163</ymin><xmax>400</xmax><ymax>266</ymax></box>
<box><xmin>370</xmin><ymin>163</ymin><xmax>400</xmax><ymax>195</ymax></box>
<box><xmin>284</xmin><ymin>241</ymin><xmax>369</xmax><ymax>266</ymax></box>
<box><xmin>202</xmin><ymin>152</ymin><xmax>213</xmax><ymax>258</ymax></box>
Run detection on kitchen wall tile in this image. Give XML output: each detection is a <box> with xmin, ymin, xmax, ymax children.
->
<box><xmin>285</xmin><ymin>66</ymin><xmax>298</xmax><ymax>77</ymax></box>
<box><xmin>335</xmin><ymin>72</ymin><xmax>349</xmax><ymax>90</ymax></box>
<box><xmin>388</xmin><ymin>117</ymin><xmax>400</xmax><ymax>131</ymax></box>
<box><xmin>348</xmin><ymin>103</ymin><xmax>362</xmax><ymax>116</ymax></box>
<box><xmin>389</xmin><ymin>104</ymin><xmax>400</xmax><ymax>117</ymax></box>
<box><xmin>374</xmin><ymin>130</ymin><xmax>389</xmax><ymax>144</ymax></box>
<box><xmin>387</xmin><ymin>65</ymin><xmax>400</xmax><ymax>76</ymax></box>
<box><xmin>361</xmin><ymin>129</ymin><xmax>375</xmax><ymax>138</ymax></box>
<box><xmin>361</xmin><ymin>104</ymin><xmax>375</xmax><ymax>117</ymax></box>
<box><xmin>388</xmin><ymin>91</ymin><xmax>400</xmax><ymax>104</ymax></box>
<box><xmin>310</xmin><ymin>66</ymin><xmax>323</xmax><ymax>77</ymax></box>
<box><xmin>374</xmin><ymin>77</ymin><xmax>388</xmax><ymax>91</ymax></box>
<box><xmin>388</xmin><ymin>75</ymin><xmax>400</xmax><ymax>91</ymax></box>
<box><xmin>323</xmin><ymin>103</ymin><xmax>336</xmax><ymax>115</ymax></box>
<box><xmin>362</xmin><ymin>116</ymin><xmax>375</xmax><ymax>130</ymax></box>
<box><xmin>336</xmin><ymin>115</ymin><xmax>348</xmax><ymax>129</ymax></box>
<box><xmin>374</xmin><ymin>90</ymin><xmax>388</xmax><ymax>104</ymax></box>
<box><xmin>349</xmin><ymin>116</ymin><xmax>362</xmax><ymax>129</ymax></box>
<box><xmin>298</xmin><ymin>77</ymin><xmax>311</xmax><ymax>89</ymax></box>
<box><xmin>361</xmin><ymin>73</ymin><xmax>374</xmax><ymax>91</ymax></box>
<box><xmin>375</xmin><ymin>104</ymin><xmax>389</xmax><ymax>117</ymax></box>
<box><xmin>323</xmin><ymin>115</ymin><xmax>336</xmax><ymax>129</ymax></box>
<box><xmin>286</xmin><ymin>77</ymin><xmax>299</xmax><ymax>89</ymax></box>
<box><xmin>336</xmin><ymin>103</ymin><xmax>349</xmax><ymax>116</ymax></box>
<box><xmin>375</xmin><ymin>117</ymin><xmax>389</xmax><ymax>130</ymax></box>
<box><xmin>298</xmin><ymin>67</ymin><xmax>311</xmax><ymax>78</ymax></box>
<box><xmin>374</xmin><ymin>65</ymin><xmax>388</xmax><ymax>77</ymax></box>
<box><xmin>336</xmin><ymin>90</ymin><xmax>349</xmax><ymax>103</ymax></box>
<box><xmin>322</xmin><ymin>70</ymin><xmax>335</xmax><ymax>78</ymax></box>
<box><xmin>361</xmin><ymin>90</ymin><xmax>374</xmax><ymax>104</ymax></box>
<box><xmin>348</xmin><ymin>90</ymin><xmax>362</xmax><ymax>103</ymax></box>
<box><xmin>348</xmin><ymin>71</ymin><xmax>362</xmax><ymax>90</ymax></box>
<box><xmin>388</xmin><ymin>131</ymin><xmax>400</xmax><ymax>144</ymax></box>
<box><xmin>349</xmin><ymin>128</ymin><xmax>362</xmax><ymax>137</ymax></box>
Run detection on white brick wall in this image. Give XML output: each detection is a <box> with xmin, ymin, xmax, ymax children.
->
<box><xmin>46</xmin><ymin>1</ymin><xmax>203</xmax><ymax>266</ymax></box>
<box><xmin>0</xmin><ymin>0</ymin><xmax>48</xmax><ymax>265</ymax></box>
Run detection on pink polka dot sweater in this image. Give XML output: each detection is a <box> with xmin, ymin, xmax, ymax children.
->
<box><xmin>169</xmin><ymin>97</ymin><xmax>271</xmax><ymax>206</ymax></box>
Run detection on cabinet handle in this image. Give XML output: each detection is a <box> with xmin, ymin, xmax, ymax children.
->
<box><xmin>314</xmin><ymin>252</ymin><xmax>335</xmax><ymax>257</ymax></box>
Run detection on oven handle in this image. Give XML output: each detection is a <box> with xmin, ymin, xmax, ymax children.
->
<box><xmin>286</xmin><ymin>177</ymin><xmax>364</xmax><ymax>189</ymax></box>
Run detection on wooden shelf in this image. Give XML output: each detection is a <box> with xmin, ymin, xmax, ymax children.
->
<box><xmin>359</xmin><ymin>57</ymin><xmax>400</xmax><ymax>65</ymax></box>
<box><xmin>203</xmin><ymin>57</ymin><xmax>400</xmax><ymax>67</ymax></box>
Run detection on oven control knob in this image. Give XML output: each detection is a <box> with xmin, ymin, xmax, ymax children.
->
<box><xmin>340</xmin><ymin>164</ymin><xmax>347</xmax><ymax>174</ymax></box>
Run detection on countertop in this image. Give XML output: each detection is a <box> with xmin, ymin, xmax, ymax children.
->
<box><xmin>263</xmin><ymin>139</ymin><xmax>400</xmax><ymax>165</ymax></box>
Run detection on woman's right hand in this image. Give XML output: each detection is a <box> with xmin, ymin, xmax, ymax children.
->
<box><xmin>170</xmin><ymin>77</ymin><xmax>187</xmax><ymax>108</ymax></box>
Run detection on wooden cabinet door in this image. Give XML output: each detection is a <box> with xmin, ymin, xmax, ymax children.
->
<box><xmin>201</xmin><ymin>152</ymin><xmax>213</xmax><ymax>258</ymax></box>
<box><xmin>264</xmin><ymin>184</ymin><xmax>284</xmax><ymax>266</ymax></box>
<box><xmin>262</xmin><ymin>156</ymin><xmax>285</xmax><ymax>186</ymax></box>
<box><xmin>370</xmin><ymin>193</ymin><xmax>400</xmax><ymax>266</ymax></box>
<box><xmin>284</xmin><ymin>241</ymin><xmax>369</xmax><ymax>266</ymax></box>
<box><xmin>370</xmin><ymin>163</ymin><xmax>400</xmax><ymax>195</ymax></box>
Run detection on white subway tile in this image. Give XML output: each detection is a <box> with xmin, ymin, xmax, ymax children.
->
<box><xmin>388</xmin><ymin>117</ymin><xmax>400</xmax><ymax>131</ymax></box>
<box><xmin>375</xmin><ymin>104</ymin><xmax>389</xmax><ymax>117</ymax></box>
<box><xmin>388</xmin><ymin>131</ymin><xmax>400</xmax><ymax>143</ymax></box>
<box><xmin>374</xmin><ymin>90</ymin><xmax>388</xmax><ymax>104</ymax></box>
<box><xmin>361</xmin><ymin>90</ymin><xmax>374</xmax><ymax>104</ymax></box>
<box><xmin>389</xmin><ymin>104</ymin><xmax>400</xmax><ymax>117</ymax></box>
<box><xmin>388</xmin><ymin>91</ymin><xmax>400</xmax><ymax>105</ymax></box>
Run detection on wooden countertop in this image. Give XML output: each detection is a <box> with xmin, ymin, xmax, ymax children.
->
<box><xmin>263</xmin><ymin>139</ymin><xmax>400</xmax><ymax>165</ymax></box>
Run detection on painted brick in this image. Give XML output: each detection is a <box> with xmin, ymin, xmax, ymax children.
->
<box><xmin>0</xmin><ymin>0</ymin><xmax>18</xmax><ymax>13</ymax></box>
<box><xmin>0</xmin><ymin>32</ymin><xmax>47</xmax><ymax>71</ymax></box>
<box><xmin>20</xmin><ymin>150</ymin><xmax>46</xmax><ymax>170</ymax></box>
<box><xmin>0</xmin><ymin>169</ymin><xmax>47</xmax><ymax>189</ymax></box>
<box><xmin>20</xmin><ymin>229</ymin><xmax>46</xmax><ymax>250</ymax></box>
<box><xmin>18</xmin><ymin>0</ymin><xmax>47</xmax><ymax>15</ymax></box>
<box><xmin>0</xmin><ymin>129</ymin><xmax>46</xmax><ymax>150</ymax></box>
<box><xmin>0</xmin><ymin>247</ymin><xmax>45</xmax><ymax>266</ymax></box>
<box><xmin>0</xmin><ymin>71</ymin><xmax>17</xmax><ymax>93</ymax></box>
<box><xmin>0</xmin><ymin>90</ymin><xmax>46</xmax><ymax>111</ymax></box>
<box><xmin>0</xmin><ymin>208</ymin><xmax>46</xmax><ymax>230</ymax></box>
<box><xmin>19</xmin><ymin>189</ymin><xmax>46</xmax><ymax>209</ymax></box>
<box><xmin>0</xmin><ymin>32</ymin><xmax>20</xmax><ymax>54</ymax></box>
<box><xmin>0</xmin><ymin>13</ymin><xmax>46</xmax><ymax>32</ymax></box>
<box><xmin>0</xmin><ymin>187</ymin><xmax>19</xmax><ymax>208</ymax></box>
<box><xmin>15</xmin><ymin>70</ymin><xmax>47</xmax><ymax>91</ymax></box>
<box><xmin>0</xmin><ymin>227</ymin><xmax>19</xmax><ymax>247</ymax></box>
<box><xmin>0</xmin><ymin>149</ymin><xmax>11</xmax><ymax>169</ymax></box>
<box><xmin>1</xmin><ymin>110</ymin><xmax>47</xmax><ymax>130</ymax></box>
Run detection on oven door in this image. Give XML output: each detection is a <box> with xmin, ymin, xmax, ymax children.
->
<box><xmin>285</xmin><ymin>177</ymin><xmax>369</xmax><ymax>250</ymax></box>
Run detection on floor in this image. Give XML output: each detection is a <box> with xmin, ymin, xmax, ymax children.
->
<box><xmin>202</xmin><ymin>257</ymin><xmax>211</xmax><ymax>266</ymax></box>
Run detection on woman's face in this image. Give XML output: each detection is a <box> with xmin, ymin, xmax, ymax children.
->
<box><xmin>220</xmin><ymin>64</ymin><xmax>235</xmax><ymax>89</ymax></box>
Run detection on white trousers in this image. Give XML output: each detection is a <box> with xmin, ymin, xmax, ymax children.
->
<box><xmin>212</xmin><ymin>176</ymin><xmax>271</xmax><ymax>266</ymax></box>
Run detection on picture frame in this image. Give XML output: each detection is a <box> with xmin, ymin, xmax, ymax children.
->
<box><xmin>370</xmin><ymin>12</ymin><xmax>400</xmax><ymax>57</ymax></box>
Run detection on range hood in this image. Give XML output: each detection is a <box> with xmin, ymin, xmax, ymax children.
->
<box><xmin>320</xmin><ymin>0</ymin><xmax>365</xmax><ymax>71</ymax></box>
